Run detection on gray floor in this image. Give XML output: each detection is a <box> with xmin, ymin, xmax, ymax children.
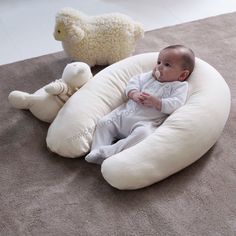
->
<box><xmin>1</xmin><ymin>0</ymin><xmax>236</xmax><ymax>65</ymax></box>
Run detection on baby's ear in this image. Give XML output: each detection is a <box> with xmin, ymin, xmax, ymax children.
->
<box><xmin>179</xmin><ymin>70</ymin><xmax>190</xmax><ymax>81</ymax></box>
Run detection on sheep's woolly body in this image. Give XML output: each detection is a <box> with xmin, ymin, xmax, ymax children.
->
<box><xmin>54</xmin><ymin>8</ymin><xmax>144</xmax><ymax>66</ymax></box>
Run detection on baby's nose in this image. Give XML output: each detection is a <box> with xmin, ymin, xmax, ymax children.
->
<box><xmin>157</xmin><ymin>64</ymin><xmax>163</xmax><ymax>70</ymax></box>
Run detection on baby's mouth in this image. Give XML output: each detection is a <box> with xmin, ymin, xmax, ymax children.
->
<box><xmin>154</xmin><ymin>70</ymin><xmax>160</xmax><ymax>79</ymax></box>
<box><xmin>158</xmin><ymin>74</ymin><xmax>165</xmax><ymax>82</ymax></box>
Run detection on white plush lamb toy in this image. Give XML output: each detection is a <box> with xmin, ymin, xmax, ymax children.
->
<box><xmin>8</xmin><ymin>62</ymin><xmax>92</xmax><ymax>123</ymax></box>
<box><xmin>54</xmin><ymin>8</ymin><xmax>144</xmax><ymax>66</ymax></box>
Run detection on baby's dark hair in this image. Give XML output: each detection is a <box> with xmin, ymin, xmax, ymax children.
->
<box><xmin>163</xmin><ymin>45</ymin><xmax>195</xmax><ymax>75</ymax></box>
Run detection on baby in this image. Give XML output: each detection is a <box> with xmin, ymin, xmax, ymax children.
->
<box><xmin>85</xmin><ymin>45</ymin><xmax>195</xmax><ymax>164</ymax></box>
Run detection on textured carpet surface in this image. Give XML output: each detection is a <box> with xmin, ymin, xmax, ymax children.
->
<box><xmin>1</xmin><ymin>12</ymin><xmax>236</xmax><ymax>236</ymax></box>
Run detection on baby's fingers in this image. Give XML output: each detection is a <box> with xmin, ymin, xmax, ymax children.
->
<box><xmin>141</xmin><ymin>92</ymin><xmax>150</xmax><ymax>96</ymax></box>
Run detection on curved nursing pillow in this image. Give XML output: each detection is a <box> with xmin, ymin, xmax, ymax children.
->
<box><xmin>46</xmin><ymin>53</ymin><xmax>231</xmax><ymax>190</ymax></box>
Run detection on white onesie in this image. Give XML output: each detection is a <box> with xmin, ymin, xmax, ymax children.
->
<box><xmin>85</xmin><ymin>71</ymin><xmax>188</xmax><ymax>164</ymax></box>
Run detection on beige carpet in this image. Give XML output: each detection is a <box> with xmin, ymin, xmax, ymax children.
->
<box><xmin>1</xmin><ymin>12</ymin><xmax>236</xmax><ymax>235</ymax></box>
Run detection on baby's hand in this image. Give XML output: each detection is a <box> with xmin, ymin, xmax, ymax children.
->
<box><xmin>140</xmin><ymin>92</ymin><xmax>161</xmax><ymax>110</ymax></box>
<box><xmin>129</xmin><ymin>91</ymin><xmax>145</xmax><ymax>105</ymax></box>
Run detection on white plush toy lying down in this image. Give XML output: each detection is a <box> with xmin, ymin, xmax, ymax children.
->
<box><xmin>8</xmin><ymin>62</ymin><xmax>92</xmax><ymax>123</ymax></box>
<box><xmin>46</xmin><ymin>53</ymin><xmax>230</xmax><ymax>190</ymax></box>
<box><xmin>54</xmin><ymin>7</ymin><xmax>144</xmax><ymax>66</ymax></box>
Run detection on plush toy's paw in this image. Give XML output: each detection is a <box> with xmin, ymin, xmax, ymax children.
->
<box><xmin>8</xmin><ymin>91</ymin><xmax>31</xmax><ymax>109</ymax></box>
<box><xmin>44</xmin><ymin>81</ymin><xmax>68</xmax><ymax>95</ymax></box>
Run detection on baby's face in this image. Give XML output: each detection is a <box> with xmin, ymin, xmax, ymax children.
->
<box><xmin>154</xmin><ymin>49</ymin><xmax>187</xmax><ymax>82</ymax></box>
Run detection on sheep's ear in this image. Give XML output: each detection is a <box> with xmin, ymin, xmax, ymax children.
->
<box><xmin>69</xmin><ymin>25</ymin><xmax>85</xmax><ymax>43</ymax></box>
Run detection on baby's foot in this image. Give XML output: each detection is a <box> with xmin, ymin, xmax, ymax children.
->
<box><xmin>85</xmin><ymin>149</ymin><xmax>104</xmax><ymax>165</ymax></box>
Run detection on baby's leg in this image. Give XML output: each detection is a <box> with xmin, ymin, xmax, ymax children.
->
<box><xmin>87</xmin><ymin>124</ymin><xmax>155</xmax><ymax>164</ymax></box>
<box><xmin>101</xmin><ymin>124</ymin><xmax>154</xmax><ymax>157</ymax></box>
<box><xmin>85</xmin><ymin>148</ymin><xmax>104</xmax><ymax>164</ymax></box>
<box><xmin>91</xmin><ymin>116</ymin><xmax>118</xmax><ymax>150</ymax></box>
<box><xmin>85</xmin><ymin>114</ymin><xmax>119</xmax><ymax>164</ymax></box>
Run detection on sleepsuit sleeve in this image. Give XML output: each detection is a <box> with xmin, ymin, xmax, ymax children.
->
<box><xmin>125</xmin><ymin>72</ymin><xmax>150</xmax><ymax>97</ymax></box>
<box><xmin>161</xmin><ymin>81</ymin><xmax>188</xmax><ymax>114</ymax></box>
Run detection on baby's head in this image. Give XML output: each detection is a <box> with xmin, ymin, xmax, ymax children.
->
<box><xmin>153</xmin><ymin>45</ymin><xmax>195</xmax><ymax>82</ymax></box>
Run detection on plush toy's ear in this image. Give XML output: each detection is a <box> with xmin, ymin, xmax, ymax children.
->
<box><xmin>68</xmin><ymin>25</ymin><xmax>85</xmax><ymax>43</ymax></box>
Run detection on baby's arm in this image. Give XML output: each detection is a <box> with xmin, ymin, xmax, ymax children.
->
<box><xmin>161</xmin><ymin>82</ymin><xmax>188</xmax><ymax>114</ymax></box>
<box><xmin>140</xmin><ymin>92</ymin><xmax>162</xmax><ymax>110</ymax></box>
<box><xmin>126</xmin><ymin>72</ymin><xmax>151</xmax><ymax>104</ymax></box>
<box><xmin>128</xmin><ymin>90</ymin><xmax>144</xmax><ymax>104</ymax></box>
<box><xmin>141</xmin><ymin>82</ymin><xmax>188</xmax><ymax>112</ymax></box>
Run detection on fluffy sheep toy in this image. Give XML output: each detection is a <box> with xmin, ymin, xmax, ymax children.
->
<box><xmin>54</xmin><ymin>8</ymin><xmax>144</xmax><ymax>66</ymax></box>
<box><xmin>8</xmin><ymin>62</ymin><xmax>92</xmax><ymax>123</ymax></box>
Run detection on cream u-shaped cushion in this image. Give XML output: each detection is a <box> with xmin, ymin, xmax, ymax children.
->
<box><xmin>46</xmin><ymin>52</ymin><xmax>231</xmax><ymax>190</ymax></box>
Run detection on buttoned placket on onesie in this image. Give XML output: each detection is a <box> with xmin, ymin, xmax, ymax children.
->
<box><xmin>85</xmin><ymin>71</ymin><xmax>188</xmax><ymax>164</ymax></box>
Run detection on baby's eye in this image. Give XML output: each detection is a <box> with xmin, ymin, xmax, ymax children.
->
<box><xmin>165</xmin><ymin>63</ymin><xmax>171</xmax><ymax>67</ymax></box>
<box><xmin>157</xmin><ymin>61</ymin><xmax>161</xmax><ymax>65</ymax></box>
